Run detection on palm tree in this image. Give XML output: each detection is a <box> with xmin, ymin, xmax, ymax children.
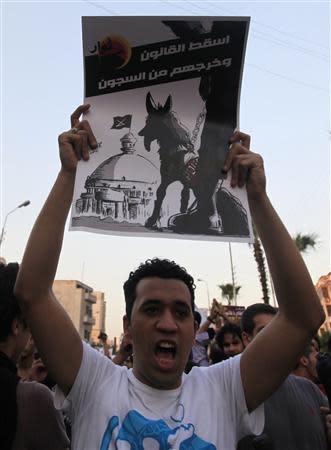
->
<box><xmin>252</xmin><ymin>225</ymin><xmax>270</xmax><ymax>304</ymax></box>
<box><xmin>218</xmin><ymin>283</ymin><xmax>241</xmax><ymax>306</ymax></box>
<box><xmin>293</xmin><ymin>233</ymin><xmax>317</xmax><ymax>253</ymax></box>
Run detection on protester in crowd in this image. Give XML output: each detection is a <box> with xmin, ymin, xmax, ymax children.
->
<box><xmin>209</xmin><ymin>320</ymin><xmax>244</xmax><ymax>364</ymax></box>
<box><xmin>216</xmin><ymin>322</ymin><xmax>244</xmax><ymax>359</ymax></box>
<box><xmin>206</xmin><ymin>298</ymin><xmax>229</xmax><ymax>331</ymax></box>
<box><xmin>17</xmin><ymin>336</ymin><xmax>35</xmax><ymax>380</ymax></box>
<box><xmin>186</xmin><ymin>311</ymin><xmax>205</xmax><ymax>370</ymax></box>
<box><xmin>98</xmin><ymin>332</ymin><xmax>112</xmax><ymax>358</ymax></box>
<box><xmin>0</xmin><ymin>263</ymin><xmax>69</xmax><ymax>450</ymax></box>
<box><xmin>112</xmin><ymin>332</ymin><xmax>133</xmax><ymax>366</ymax></box>
<box><xmin>189</xmin><ymin>310</ymin><xmax>216</xmax><ymax>368</ymax></box>
<box><xmin>239</xmin><ymin>303</ymin><xmax>329</xmax><ymax>450</ymax></box>
<box><xmin>208</xmin><ymin>340</ymin><xmax>225</xmax><ymax>364</ymax></box>
<box><xmin>17</xmin><ymin>338</ymin><xmax>56</xmax><ymax>389</ymax></box>
<box><xmin>292</xmin><ymin>336</ymin><xmax>320</xmax><ymax>383</ymax></box>
<box><xmin>18</xmin><ymin>349</ymin><xmax>47</xmax><ymax>383</ymax></box>
<box><xmin>295</xmin><ymin>335</ymin><xmax>328</xmax><ymax>396</ymax></box>
<box><xmin>14</xmin><ymin>105</ymin><xmax>325</xmax><ymax>449</ymax></box>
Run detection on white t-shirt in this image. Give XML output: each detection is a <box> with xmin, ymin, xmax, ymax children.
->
<box><xmin>55</xmin><ymin>342</ymin><xmax>263</xmax><ymax>450</ymax></box>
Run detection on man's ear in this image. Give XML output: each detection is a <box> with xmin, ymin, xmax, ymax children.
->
<box><xmin>299</xmin><ymin>355</ymin><xmax>309</xmax><ymax>368</ymax></box>
<box><xmin>123</xmin><ymin>315</ymin><xmax>131</xmax><ymax>337</ymax></box>
<box><xmin>242</xmin><ymin>332</ymin><xmax>252</xmax><ymax>348</ymax></box>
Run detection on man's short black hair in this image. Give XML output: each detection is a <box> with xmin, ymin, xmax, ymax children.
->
<box><xmin>216</xmin><ymin>322</ymin><xmax>243</xmax><ymax>349</ymax></box>
<box><xmin>241</xmin><ymin>303</ymin><xmax>277</xmax><ymax>335</ymax></box>
<box><xmin>123</xmin><ymin>258</ymin><xmax>195</xmax><ymax>321</ymax></box>
<box><xmin>0</xmin><ymin>262</ymin><xmax>23</xmax><ymax>342</ymax></box>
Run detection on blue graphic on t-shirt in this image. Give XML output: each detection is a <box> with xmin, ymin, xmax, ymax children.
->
<box><xmin>100</xmin><ymin>416</ymin><xmax>119</xmax><ymax>450</ymax></box>
<box><xmin>100</xmin><ymin>409</ymin><xmax>216</xmax><ymax>449</ymax></box>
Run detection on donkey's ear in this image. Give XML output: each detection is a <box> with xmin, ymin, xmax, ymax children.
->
<box><xmin>163</xmin><ymin>95</ymin><xmax>172</xmax><ymax>112</ymax></box>
<box><xmin>146</xmin><ymin>92</ymin><xmax>157</xmax><ymax>114</ymax></box>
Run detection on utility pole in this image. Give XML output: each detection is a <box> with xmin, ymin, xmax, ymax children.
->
<box><xmin>228</xmin><ymin>243</ymin><xmax>237</xmax><ymax>306</ymax></box>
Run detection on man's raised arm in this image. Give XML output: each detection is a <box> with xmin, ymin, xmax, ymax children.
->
<box><xmin>14</xmin><ymin>105</ymin><xmax>98</xmax><ymax>395</ymax></box>
<box><xmin>223</xmin><ymin>131</ymin><xmax>325</xmax><ymax>412</ymax></box>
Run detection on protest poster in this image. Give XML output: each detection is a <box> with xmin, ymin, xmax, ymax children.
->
<box><xmin>70</xmin><ymin>16</ymin><xmax>253</xmax><ymax>242</ymax></box>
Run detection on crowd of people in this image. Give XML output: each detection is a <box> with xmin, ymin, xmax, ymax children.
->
<box><xmin>0</xmin><ymin>105</ymin><xmax>330</xmax><ymax>449</ymax></box>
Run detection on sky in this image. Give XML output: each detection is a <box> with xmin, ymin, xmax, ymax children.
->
<box><xmin>1</xmin><ymin>0</ymin><xmax>330</xmax><ymax>339</ymax></box>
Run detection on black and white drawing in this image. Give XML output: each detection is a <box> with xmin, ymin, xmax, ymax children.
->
<box><xmin>70</xmin><ymin>16</ymin><xmax>253</xmax><ymax>242</ymax></box>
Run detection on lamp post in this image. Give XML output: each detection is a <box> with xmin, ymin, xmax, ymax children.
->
<box><xmin>197</xmin><ymin>278</ymin><xmax>211</xmax><ymax>312</ymax></box>
<box><xmin>0</xmin><ymin>200</ymin><xmax>31</xmax><ymax>249</ymax></box>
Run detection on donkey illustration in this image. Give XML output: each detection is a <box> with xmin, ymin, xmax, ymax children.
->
<box><xmin>139</xmin><ymin>92</ymin><xmax>249</xmax><ymax>236</ymax></box>
<box><xmin>138</xmin><ymin>92</ymin><xmax>197</xmax><ymax>228</ymax></box>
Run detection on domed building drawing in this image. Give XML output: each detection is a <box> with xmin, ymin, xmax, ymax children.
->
<box><xmin>75</xmin><ymin>132</ymin><xmax>159</xmax><ymax>225</ymax></box>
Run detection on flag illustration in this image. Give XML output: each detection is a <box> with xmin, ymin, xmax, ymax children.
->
<box><xmin>111</xmin><ymin>115</ymin><xmax>132</xmax><ymax>129</ymax></box>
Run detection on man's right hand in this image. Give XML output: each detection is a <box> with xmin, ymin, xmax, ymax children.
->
<box><xmin>209</xmin><ymin>298</ymin><xmax>222</xmax><ymax>322</ymax></box>
<box><xmin>58</xmin><ymin>104</ymin><xmax>98</xmax><ymax>174</ymax></box>
<box><xmin>223</xmin><ymin>131</ymin><xmax>266</xmax><ymax>204</ymax></box>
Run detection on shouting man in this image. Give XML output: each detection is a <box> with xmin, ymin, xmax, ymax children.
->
<box><xmin>15</xmin><ymin>105</ymin><xmax>324</xmax><ymax>449</ymax></box>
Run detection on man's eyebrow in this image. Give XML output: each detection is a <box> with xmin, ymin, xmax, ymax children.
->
<box><xmin>139</xmin><ymin>299</ymin><xmax>191</xmax><ymax>308</ymax></box>
<box><xmin>173</xmin><ymin>300</ymin><xmax>191</xmax><ymax>309</ymax></box>
<box><xmin>139</xmin><ymin>299</ymin><xmax>162</xmax><ymax>306</ymax></box>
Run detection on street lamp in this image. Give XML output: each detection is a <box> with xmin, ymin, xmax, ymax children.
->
<box><xmin>0</xmin><ymin>200</ymin><xmax>31</xmax><ymax>249</ymax></box>
<box><xmin>197</xmin><ymin>278</ymin><xmax>211</xmax><ymax>311</ymax></box>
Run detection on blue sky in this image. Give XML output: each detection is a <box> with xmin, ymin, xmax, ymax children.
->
<box><xmin>1</xmin><ymin>1</ymin><xmax>330</xmax><ymax>338</ymax></box>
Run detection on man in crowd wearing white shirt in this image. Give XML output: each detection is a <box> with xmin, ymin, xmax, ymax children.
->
<box><xmin>15</xmin><ymin>105</ymin><xmax>325</xmax><ymax>449</ymax></box>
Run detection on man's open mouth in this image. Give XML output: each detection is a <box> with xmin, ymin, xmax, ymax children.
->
<box><xmin>154</xmin><ymin>341</ymin><xmax>177</xmax><ymax>369</ymax></box>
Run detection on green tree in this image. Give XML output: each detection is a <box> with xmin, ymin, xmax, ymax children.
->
<box><xmin>218</xmin><ymin>283</ymin><xmax>241</xmax><ymax>306</ymax></box>
<box><xmin>293</xmin><ymin>233</ymin><xmax>317</xmax><ymax>253</ymax></box>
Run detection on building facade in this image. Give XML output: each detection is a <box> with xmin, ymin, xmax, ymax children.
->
<box><xmin>91</xmin><ymin>291</ymin><xmax>107</xmax><ymax>344</ymax></box>
<box><xmin>53</xmin><ymin>280</ymin><xmax>100</xmax><ymax>342</ymax></box>
<box><xmin>316</xmin><ymin>273</ymin><xmax>331</xmax><ymax>334</ymax></box>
